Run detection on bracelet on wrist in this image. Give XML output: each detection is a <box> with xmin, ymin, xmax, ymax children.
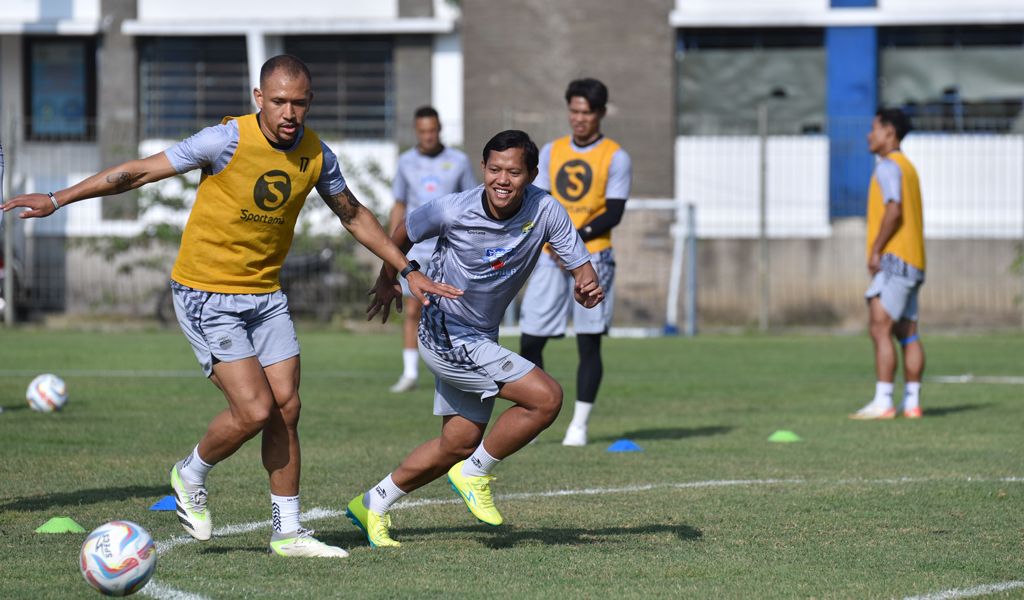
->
<box><xmin>47</xmin><ymin>192</ymin><xmax>59</xmax><ymax>211</ymax></box>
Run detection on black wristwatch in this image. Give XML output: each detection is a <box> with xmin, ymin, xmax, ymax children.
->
<box><xmin>400</xmin><ymin>260</ymin><xmax>420</xmax><ymax>279</ymax></box>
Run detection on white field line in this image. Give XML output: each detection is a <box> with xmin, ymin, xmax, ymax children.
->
<box><xmin>902</xmin><ymin>580</ymin><xmax>1024</xmax><ymax>600</ymax></box>
<box><xmin>140</xmin><ymin>581</ymin><xmax>211</xmax><ymax>600</ymax></box>
<box><xmin>4</xmin><ymin>369</ymin><xmax>1023</xmax><ymax>384</ymax></box>
<box><xmin>144</xmin><ymin>475</ymin><xmax>1024</xmax><ymax>600</ymax></box>
<box><xmin>927</xmin><ymin>374</ymin><xmax>1024</xmax><ymax>385</ymax></box>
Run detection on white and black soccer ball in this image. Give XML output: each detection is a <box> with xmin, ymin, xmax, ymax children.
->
<box><xmin>26</xmin><ymin>373</ymin><xmax>67</xmax><ymax>412</ymax></box>
<box><xmin>80</xmin><ymin>520</ymin><xmax>157</xmax><ymax>596</ymax></box>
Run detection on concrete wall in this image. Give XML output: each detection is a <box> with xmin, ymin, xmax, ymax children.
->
<box><xmin>461</xmin><ymin>0</ymin><xmax>676</xmax><ymax>197</ymax></box>
<box><xmin>98</xmin><ymin>0</ymin><xmax>138</xmax><ymax>219</ymax></box>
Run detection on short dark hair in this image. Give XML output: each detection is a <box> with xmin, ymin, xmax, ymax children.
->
<box><xmin>565</xmin><ymin>78</ymin><xmax>608</xmax><ymax>112</ymax></box>
<box><xmin>482</xmin><ymin>130</ymin><xmax>539</xmax><ymax>172</ymax></box>
<box><xmin>260</xmin><ymin>55</ymin><xmax>312</xmax><ymax>88</ymax></box>
<box><xmin>414</xmin><ymin>106</ymin><xmax>439</xmax><ymax>121</ymax></box>
<box><xmin>876</xmin><ymin>107</ymin><xmax>912</xmax><ymax>141</ymax></box>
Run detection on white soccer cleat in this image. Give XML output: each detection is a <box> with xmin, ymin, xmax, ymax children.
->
<box><xmin>562</xmin><ymin>424</ymin><xmax>588</xmax><ymax>447</ymax></box>
<box><xmin>848</xmin><ymin>402</ymin><xmax>896</xmax><ymax>420</ymax></box>
<box><xmin>170</xmin><ymin>461</ymin><xmax>212</xmax><ymax>541</ymax></box>
<box><xmin>270</xmin><ymin>528</ymin><xmax>349</xmax><ymax>558</ymax></box>
<box><xmin>389</xmin><ymin>375</ymin><xmax>417</xmax><ymax>393</ymax></box>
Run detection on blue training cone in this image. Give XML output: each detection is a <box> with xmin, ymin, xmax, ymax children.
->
<box><xmin>607</xmin><ymin>439</ymin><xmax>643</xmax><ymax>452</ymax></box>
<box><xmin>149</xmin><ymin>495</ymin><xmax>176</xmax><ymax>511</ymax></box>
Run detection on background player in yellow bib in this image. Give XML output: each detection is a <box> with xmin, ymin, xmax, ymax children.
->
<box><xmin>3</xmin><ymin>55</ymin><xmax>460</xmax><ymax>557</ymax></box>
<box><xmin>851</xmin><ymin>107</ymin><xmax>927</xmax><ymax>420</ymax></box>
<box><xmin>518</xmin><ymin>78</ymin><xmax>632</xmax><ymax>446</ymax></box>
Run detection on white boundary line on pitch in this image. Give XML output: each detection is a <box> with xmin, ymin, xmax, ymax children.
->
<box><xmin>928</xmin><ymin>374</ymin><xmax>1024</xmax><ymax>385</ymax></box>
<box><xmin>143</xmin><ymin>475</ymin><xmax>1024</xmax><ymax>600</ymax></box>
<box><xmin>902</xmin><ymin>580</ymin><xmax>1024</xmax><ymax>600</ymax></box>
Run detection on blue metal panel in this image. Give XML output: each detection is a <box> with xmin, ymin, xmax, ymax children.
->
<box><xmin>826</xmin><ymin>26</ymin><xmax>877</xmax><ymax>218</ymax></box>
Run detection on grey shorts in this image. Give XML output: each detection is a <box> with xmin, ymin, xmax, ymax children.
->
<box><xmin>865</xmin><ymin>271</ymin><xmax>922</xmax><ymax>322</ymax></box>
<box><xmin>171</xmin><ymin>281</ymin><xmax>300</xmax><ymax>376</ymax></box>
<box><xmin>519</xmin><ymin>248</ymin><xmax>615</xmax><ymax>337</ymax></box>
<box><xmin>419</xmin><ymin>338</ymin><xmax>535</xmax><ymax>424</ymax></box>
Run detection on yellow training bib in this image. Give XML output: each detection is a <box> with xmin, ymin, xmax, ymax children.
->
<box><xmin>865</xmin><ymin>151</ymin><xmax>925</xmax><ymax>271</ymax></box>
<box><xmin>548</xmin><ymin>135</ymin><xmax>621</xmax><ymax>253</ymax></box>
<box><xmin>172</xmin><ymin>114</ymin><xmax>324</xmax><ymax>293</ymax></box>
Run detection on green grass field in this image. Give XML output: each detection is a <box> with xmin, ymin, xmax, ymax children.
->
<box><xmin>1</xmin><ymin>329</ymin><xmax>1022</xmax><ymax>599</ymax></box>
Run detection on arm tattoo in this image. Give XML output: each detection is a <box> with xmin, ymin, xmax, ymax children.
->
<box><xmin>105</xmin><ymin>171</ymin><xmax>142</xmax><ymax>194</ymax></box>
<box><xmin>325</xmin><ymin>188</ymin><xmax>363</xmax><ymax>224</ymax></box>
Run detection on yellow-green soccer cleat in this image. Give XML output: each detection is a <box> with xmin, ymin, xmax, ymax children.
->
<box><xmin>269</xmin><ymin>528</ymin><xmax>349</xmax><ymax>558</ymax></box>
<box><xmin>447</xmin><ymin>461</ymin><xmax>503</xmax><ymax>526</ymax></box>
<box><xmin>170</xmin><ymin>461</ymin><xmax>212</xmax><ymax>541</ymax></box>
<box><xmin>345</xmin><ymin>495</ymin><xmax>400</xmax><ymax>548</ymax></box>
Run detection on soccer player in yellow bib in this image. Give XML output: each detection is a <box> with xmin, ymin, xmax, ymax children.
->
<box><xmin>3</xmin><ymin>55</ymin><xmax>461</xmax><ymax>557</ymax></box>
<box><xmin>519</xmin><ymin>78</ymin><xmax>632</xmax><ymax>446</ymax></box>
<box><xmin>850</xmin><ymin>107</ymin><xmax>926</xmax><ymax>420</ymax></box>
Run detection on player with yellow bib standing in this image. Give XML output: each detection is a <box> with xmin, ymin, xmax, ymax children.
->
<box><xmin>519</xmin><ymin>78</ymin><xmax>632</xmax><ymax>446</ymax></box>
<box><xmin>851</xmin><ymin>107</ymin><xmax>927</xmax><ymax>420</ymax></box>
<box><xmin>3</xmin><ymin>55</ymin><xmax>460</xmax><ymax>557</ymax></box>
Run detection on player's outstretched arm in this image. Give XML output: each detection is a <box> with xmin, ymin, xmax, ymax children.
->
<box><xmin>323</xmin><ymin>188</ymin><xmax>461</xmax><ymax>322</ymax></box>
<box><xmin>2</xmin><ymin>152</ymin><xmax>177</xmax><ymax>219</ymax></box>
<box><xmin>569</xmin><ymin>261</ymin><xmax>605</xmax><ymax>309</ymax></box>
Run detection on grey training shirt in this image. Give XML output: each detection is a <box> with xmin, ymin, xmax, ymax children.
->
<box><xmin>409</xmin><ymin>184</ymin><xmax>591</xmax><ymax>349</ymax></box>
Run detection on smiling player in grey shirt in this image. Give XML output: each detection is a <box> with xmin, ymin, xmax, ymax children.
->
<box><xmin>345</xmin><ymin>130</ymin><xmax>604</xmax><ymax>548</ymax></box>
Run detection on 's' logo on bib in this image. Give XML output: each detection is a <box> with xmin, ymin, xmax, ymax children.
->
<box><xmin>253</xmin><ymin>170</ymin><xmax>292</xmax><ymax>211</ymax></box>
<box><xmin>554</xmin><ymin>160</ymin><xmax>592</xmax><ymax>202</ymax></box>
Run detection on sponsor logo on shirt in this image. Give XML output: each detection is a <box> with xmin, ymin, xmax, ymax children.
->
<box><xmin>253</xmin><ymin>170</ymin><xmax>291</xmax><ymax>211</ymax></box>
<box><xmin>484</xmin><ymin>247</ymin><xmax>515</xmax><ymax>270</ymax></box>
<box><xmin>555</xmin><ymin>159</ymin><xmax>592</xmax><ymax>202</ymax></box>
<box><xmin>241</xmin><ymin>170</ymin><xmax>291</xmax><ymax>225</ymax></box>
<box><xmin>421</xmin><ymin>174</ymin><xmax>441</xmax><ymax>194</ymax></box>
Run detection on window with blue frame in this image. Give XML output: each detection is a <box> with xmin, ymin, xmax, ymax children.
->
<box><xmin>24</xmin><ymin>37</ymin><xmax>96</xmax><ymax>140</ymax></box>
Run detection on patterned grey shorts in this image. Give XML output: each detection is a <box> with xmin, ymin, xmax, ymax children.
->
<box><xmin>171</xmin><ymin>281</ymin><xmax>300</xmax><ymax>376</ymax></box>
<box><xmin>418</xmin><ymin>337</ymin><xmax>535</xmax><ymax>424</ymax></box>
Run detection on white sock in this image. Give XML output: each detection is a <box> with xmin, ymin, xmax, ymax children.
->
<box><xmin>365</xmin><ymin>474</ymin><xmax>406</xmax><ymax>515</ymax></box>
<box><xmin>569</xmin><ymin>400</ymin><xmax>594</xmax><ymax>429</ymax></box>
<box><xmin>271</xmin><ymin>494</ymin><xmax>301</xmax><ymax>534</ymax></box>
<box><xmin>903</xmin><ymin>382</ymin><xmax>921</xmax><ymax>410</ymax></box>
<box><xmin>402</xmin><ymin>349</ymin><xmax>419</xmax><ymax>379</ymax></box>
<box><xmin>872</xmin><ymin>382</ymin><xmax>895</xmax><ymax>409</ymax></box>
<box><xmin>180</xmin><ymin>445</ymin><xmax>213</xmax><ymax>486</ymax></box>
<box><xmin>462</xmin><ymin>443</ymin><xmax>500</xmax><ymax>477</ymax></box>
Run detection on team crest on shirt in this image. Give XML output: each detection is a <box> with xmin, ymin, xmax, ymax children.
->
<box><xmin>555</xmin><ymin>159</ymin><xmax>593</xmax><ymax>202</ymax></box>
<box><xmin>521</xmin><ymin>221</ymin><xmax>535</xmax><ymax>235</ymax></box>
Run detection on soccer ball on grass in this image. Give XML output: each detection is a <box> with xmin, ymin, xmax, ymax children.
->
<box><xmin>26</xmin><ymin>373</ymin><xmax>68</xmax><ymax>412</ymax></box>
<box><xmin>79</xmin><ymin>521</ymin><xmax>157</xmax><ymax>596</ymax></box>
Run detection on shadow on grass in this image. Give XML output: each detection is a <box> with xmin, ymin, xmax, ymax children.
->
<box><xmin>319</xmin><ymin>523</ymin><xmax>703</xmax><ymax>550</ymax></box>
<box><xmin>200</xmin><ymin>545</ymin><xmax>268</xmax><ymax>556</ymax></box>
<box><xmin>921</xmin><ymin>404</ymin><xmax>991</xmax><ymax>418</ymax></box>
<box><xmin>593</xmin><ymin>425</ymin><xmax>732</xmax><ymax>442</ymax></box>
<box><xmin>0</xmin><ymin>404</ymin><xmax>30</xmax><ymax>412</ymax></box>
<box><xmin>1</xmin><ymin>485</ymin><xmax>168</xmax><ymax>513</ymax></box>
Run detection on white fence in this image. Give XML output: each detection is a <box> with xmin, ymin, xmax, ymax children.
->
<box><xmin>677</xmin><ymin>133</ymin><xmax>1024</xmax><ymax>239</ymax></box>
